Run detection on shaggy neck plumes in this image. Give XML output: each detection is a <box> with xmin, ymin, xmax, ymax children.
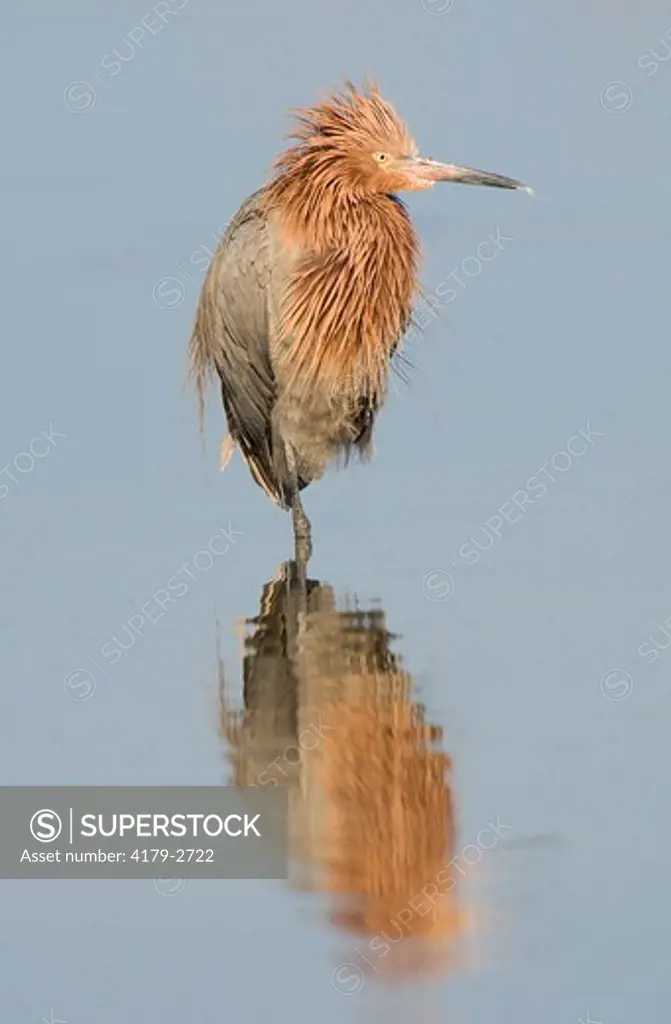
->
<box><xmin>260</xmin><ymin>82</ymin><xmax>423</xmax><ymax>401</ymax></box>
<box><xmin>262</xmin><ymin>159</ymin><xmax>421</xmax><ymax>402</ymax></box>
<box><xmin>263</xmin><ymin>150</ymin><xmax>377</xmax><ymax>252</ymax></box>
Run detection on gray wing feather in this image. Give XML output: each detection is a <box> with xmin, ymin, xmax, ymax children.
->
<box><xmin>189</xmin><ymin>192</ymin><xmax>289</xmax><ymax>506</ymax></box>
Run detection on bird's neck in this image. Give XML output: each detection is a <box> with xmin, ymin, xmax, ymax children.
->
<box><xmin>263</xmin><ymin>177</ymin><xmax>421</xmax><ymax>403</ymax></box>
<box><xmin>263</xmin><ymin>173</ymin><xmax>415</xmax><ymax>254</ymax></box>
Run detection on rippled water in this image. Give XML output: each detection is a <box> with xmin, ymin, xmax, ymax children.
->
<box><xmin>2</xmin><ymin>0</ymin><xmax>671</xmax><ymax>1020</ymax></box>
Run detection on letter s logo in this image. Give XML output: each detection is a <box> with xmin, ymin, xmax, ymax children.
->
<box><xmin>30</xmin><ymin>809</ymin><xmax>63</xmax><ymax>843</ymax></box>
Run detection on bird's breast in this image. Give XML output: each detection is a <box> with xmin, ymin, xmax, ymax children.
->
<box><xmin>266</xmin><ymin>201</ymin><xmax>419</xmax><ymax>406</ymax></box>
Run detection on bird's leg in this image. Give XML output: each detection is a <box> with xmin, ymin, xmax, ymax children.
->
<box><xmin>292</xmin><ymin>494</ymin><xmax>312</xmax><ymax>563</ymax></box>
<box><xmin>285</xmin><ymin>446</ymin><xmax>312</xmax><ymax>568</ymax></box>
<box><xmin>292</xmin><ymin>501</ymin><xmax>311</xmax><ymax>615</ymax></box>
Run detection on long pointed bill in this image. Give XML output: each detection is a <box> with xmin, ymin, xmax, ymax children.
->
<box><xmin>409</xmin><ymin>157</ymin><xmax>533</xmax><ymax>194</ymax></box>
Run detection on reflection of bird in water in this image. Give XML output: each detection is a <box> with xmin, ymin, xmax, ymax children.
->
<box><xmin>219</xmin><ymin>562</ymin><xmax>471</xmax><ymax>982</ymax></box>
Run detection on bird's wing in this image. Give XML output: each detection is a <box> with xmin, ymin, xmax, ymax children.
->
<box><xmin>190</xmin><ymin>193</ymin><xmax>287</xmax><ymax>505</ymax></box>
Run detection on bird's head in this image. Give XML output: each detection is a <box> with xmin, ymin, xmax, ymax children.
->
<box><xmin>273</xmin><ymin>81</ymin><xmax>532</xmax><ymax>199</ymax></box>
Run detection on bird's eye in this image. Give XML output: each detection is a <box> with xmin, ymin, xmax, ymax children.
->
<box><xmin>374</xmin><ymin>152</ymin><xmax>389</xmax><ymax>164</ymax></box>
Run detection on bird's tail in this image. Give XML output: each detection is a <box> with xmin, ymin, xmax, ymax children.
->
<box><xmin>240</xmin><ymin>434</ymin><xmax>310</xmax><ymax>511</ymax></box>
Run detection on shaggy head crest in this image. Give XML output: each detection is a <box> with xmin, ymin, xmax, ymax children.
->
<box><xmin>268</xmin><ymin>81</ymin><xmax>420</xmax><ymax>201</ymax></box>
<box><xmin>285</xmin><ymin>80</ymin><xmax>416</xmax><ymax>160</ymax></box>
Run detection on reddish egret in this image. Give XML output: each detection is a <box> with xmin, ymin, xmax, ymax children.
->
<box><xmin>189</xmin><ymin>81</ymin><xmax>530</xmax><ymax>560</ymax></box>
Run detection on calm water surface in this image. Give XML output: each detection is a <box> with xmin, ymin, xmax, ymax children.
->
<box><xmin>2</xmin><ymin>0</ymin><xmax>670</xmax><ymax>1020</ymax></box>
